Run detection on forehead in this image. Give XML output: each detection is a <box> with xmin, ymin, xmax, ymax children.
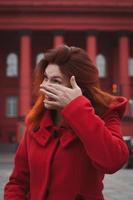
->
<box><xmin>45</xmin><ymin>63</ymin><xmax>63</xmax><ymax>77</ymax></box>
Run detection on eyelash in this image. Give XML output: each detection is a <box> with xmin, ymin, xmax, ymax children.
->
<box><xmin>53</xmin><ymin>80</ymin><xmax>61</xmax><ymax>84</ymax></box>
<box><xmin>44</xmin><ymin>76</ymin><xmax>61</xmax><ymax>84</ymax></box>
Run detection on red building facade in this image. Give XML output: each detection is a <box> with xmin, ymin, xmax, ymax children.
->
<box><xmin>0</xmin><ymin>0</ymin><xmax>133</xmax><ymax>146</ymax></box>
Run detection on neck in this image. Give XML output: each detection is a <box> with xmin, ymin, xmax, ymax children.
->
<box><xmin>51</xmin><ymin>109</ymin><xmax>62</xmax><ymax>126</ymax></box>
<box><xmin>55</xmin><ymin>109</ymin><xmax>62</xmax><ymax>125</ymax></box>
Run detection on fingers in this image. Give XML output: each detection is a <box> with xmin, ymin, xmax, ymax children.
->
<box><xmin>43</xmin><ymin>99</ymin><xmax>59</xmax><ymax>106</ymax></box>
<box><xmin>46</xmin><ymin>84</ymin><xmax>67</xmax><ymax>91</ymax></box>
<box><xmin>40</xmin><ymin>88</ymin><xmax>59</xmax><ymax>101</ymax></box>
<box><xmin>40</xmin><ymin>85</ymin><xmax>60</xmax><ymax>95</ymax></box>
<box><xmin>70</xmin><ymin>76</ymin><xmax>78</xmax><ymax>89</ymax></box>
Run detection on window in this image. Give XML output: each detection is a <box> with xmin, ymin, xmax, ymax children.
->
<box><xmin>129</xmin><ymin>99</ymin><xmax>133</xmax><ymax>117</ymax></box>
<box><xmin>8</xmin><ymin>132</ymin><xmax>16</xmax><ymax>143</ymax></box>
<box><xmin>6</xmin><ymin>53</ymin><xmax>18</xmax><ymax>77</ymax></box>
<box><xmin>96</xmin><ymin>54</ymin><xmax>106</xmax><ymax>78</ymax></box>
<box><xmin>36</xmin><ymin>53</ymin><xmax>44</xmax><ymax>64</ymax></box>
<box><xmin>128</xmin><ymin>58</ymin><xmax>133</xmax><ymax>77</ymax></box>
<box><xmin>6</xmin><ymin>96</ymin><xmax>18</xmax><ymax>117</ymax></box>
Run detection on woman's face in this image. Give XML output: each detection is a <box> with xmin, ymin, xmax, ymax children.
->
<box><xmin>40</xmin><ymin>63</ymin><xmax>70</xmax><ymax>110</ymax></box>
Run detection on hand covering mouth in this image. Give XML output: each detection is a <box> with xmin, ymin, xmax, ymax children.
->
<box><xmin>45</xmin><ymin>96</ymin><xmax>54</xmax><ymax>101</ymax></box>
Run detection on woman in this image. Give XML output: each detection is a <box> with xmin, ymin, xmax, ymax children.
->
<box><xmin>4</xmin><ymin>45</ymin><xmax>129</xmax><ymax>200</ymax></box>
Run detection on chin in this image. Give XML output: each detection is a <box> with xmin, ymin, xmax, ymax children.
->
<box><xmin>44</xmin><ymin>103</ymin><xmax>57</xmax><ymax>110</ymax></box>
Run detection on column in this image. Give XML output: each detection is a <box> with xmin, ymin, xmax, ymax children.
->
<box><xmin>53</xmin><ymin>31</ymin><xmax>64</xmax><ymax>48</ymax></box>
<box><xmin>86</xmin><ymin>31</ymin><xmax>97</xmax><ymax>64</ymax></box>
<box><xmin>17</xmin><ymin>31</ymin><xmax>31</xmax><ymax>143</ymax></box>
<box><xmin>118</xmin><ymin>33</ymin><xmax>130</xmax><ymax>116</ymax></box>
<box><xmin>19</xmin><ymin>31</ymin><xmax>31</xmax><ymax>116</ymax></box>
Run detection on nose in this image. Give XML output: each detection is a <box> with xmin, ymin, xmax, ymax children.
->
<box><xmin>40</xmin><ymin>79</ymin><xmax>50</xmax><ymax>88</ymax></box>
<box><xmin>40</xmin><ymin>81</ymin><xmax>44</xmax><ymax>88</ymax></box>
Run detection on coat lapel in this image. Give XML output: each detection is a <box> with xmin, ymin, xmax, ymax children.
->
<box><xmin>29</xmin><ymin>110</ymin><xmax>78</xmax><ymax>148</ymax></box>
<box><xmin>29</xmin><ymin>110</ymin><xmax>53</xmax><ymax>147</ymax></box>
<box><xmin>56</xmin><ymin>116</ymin><xmax>79</xmax><ymax>148</ymax></box>
<box><xmin>30</xmin><ymin>127</ymin><xmax>52</xmax><ymax>147</ymax></box>
<box><xmin>60</xmin><ymin>130</ymin><xmax>78</xmax><ymax>148</ymax></box>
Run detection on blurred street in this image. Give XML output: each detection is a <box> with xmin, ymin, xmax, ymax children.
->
<box><xmin>0</xmin><ymin>153</ymin><xmax>133</xmax><ymax>200</ymax></box>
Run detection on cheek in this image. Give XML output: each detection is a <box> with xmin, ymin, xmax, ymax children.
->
<box><xmin>64</xmin><ymin>82</ymin><xmax>71</xmax><ymax>88</ymax></box>
<box><xmin>62</xmin><ymin>80</ymin><xmax>71</xmax><ymax>88</ymax></box>
<box><xmin>41</xmin><ymin>80</ymin><xmax>47</xmax><ymax>87</ymax></box>
<box><xmin>44</xmin><ymin>102</ymin><xmax>52</xmax><ymax>108</ymax></box>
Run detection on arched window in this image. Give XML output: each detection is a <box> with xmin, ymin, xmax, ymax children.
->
<box><xmin>6</xmin><ymin>53</ymin><xmax>18</xmax><ymax>77</ymax></box>
<box><xmin>129</xmin><ymin>98</ymin><xmax>133</xmax><ymax>117</ymax></box>
<box><xmin>36</xmin><ymin>53</ymin><xmax>44</xmax><ymax>65</ymax></box>
<box><xmin>96</xmin><ymin>54</ymin><xmax>106</xmax><ymax>78</ymax></box>
<box><xmin>128</xmin><ymin>58</ymin><xmax>133</xmax><ymax>76</ymax></box>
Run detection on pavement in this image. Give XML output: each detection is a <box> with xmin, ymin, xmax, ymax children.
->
<box><xmin>0</xmin><ymin>153</ymin><xmax>133</xmax><ymax>200</ymax></box>
<box><xmin>0</xmin><ymin>153</ymin><xmax>14</xmax><ymax>164</ymax></box>
<box><xmin>103</xmin><ymin>169</ymin><xmax>133</xmax><ymax>200</ymax></box>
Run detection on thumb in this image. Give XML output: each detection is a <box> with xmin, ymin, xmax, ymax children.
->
<box><xmin>70</xmin><ymin>76</ymin><xmax>78</xmax><ymax>89</ymax></box>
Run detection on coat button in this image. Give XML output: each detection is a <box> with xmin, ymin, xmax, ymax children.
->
<box><xmin>32</xmin><ymin>125</ymin><xmax>40</xmax><ymax>133</ymax></box>
<box><xmin>53</xmin><ymin>130</ymin><xmax>59</xmax><ymax>138</ymax></box>
<box><xmin>75</xmin><ymin>193</ymin><xmax>84</xmax><ymax>200</ymax></box>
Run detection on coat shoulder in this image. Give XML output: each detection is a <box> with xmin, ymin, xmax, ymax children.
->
<box><xmin>101</xmin><ymin>96</ymin><xmax>128</xmax><ymax>120</ymax></box>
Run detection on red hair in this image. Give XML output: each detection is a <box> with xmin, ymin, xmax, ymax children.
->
<box><xmin>26</xmin><ymin>45</ymin><xmax>115</xmax><ymax>130</ymax></box>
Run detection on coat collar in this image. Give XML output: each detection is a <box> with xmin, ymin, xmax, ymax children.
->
<box><xmin>30</xmin><ymin>96</ymin><xmax>127</xmax><ymax>147</ymax></box>
<box><xmin>101</xmin><ymin>96</ymin><xmax>128</xmax><ymax>120</ymax></box>
<box><xmin>30</xmin><ymin>110</ymin><xmax>78</xmax><ymax>148</ymax></box>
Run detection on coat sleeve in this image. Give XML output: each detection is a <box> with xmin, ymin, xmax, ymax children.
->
<box><xmin>61</xmin><ymin>95</ymin><xmax>129</xmax><ymax>174</ymax></box>
<box><xmin>4</xmin><ymin>128</ymin><xmax>30</xmax><ymax>200</ymax></box>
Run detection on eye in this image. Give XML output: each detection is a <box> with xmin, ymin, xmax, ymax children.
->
<box><xmin>52</xmin><ymin>79</ymin><xmax>62</xmax><ymax>84</ymax></box>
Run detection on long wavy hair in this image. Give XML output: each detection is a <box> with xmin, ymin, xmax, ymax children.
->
<box><xmin>26</xmin><ymin>45</ymin><xmax>115</xmax><ymax>130</ymax></box>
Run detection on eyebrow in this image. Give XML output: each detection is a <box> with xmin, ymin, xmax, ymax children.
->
<box><xmin>44</xmin><ymin>72</ymin><xmax>62</xmax><ymax>79</ymax></box>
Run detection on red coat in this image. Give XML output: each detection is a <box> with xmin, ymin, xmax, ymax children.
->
<box><xmin>4</xmin><ymin>96</ymin><xmax>129</xmax><ymax>200</ymax></box>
